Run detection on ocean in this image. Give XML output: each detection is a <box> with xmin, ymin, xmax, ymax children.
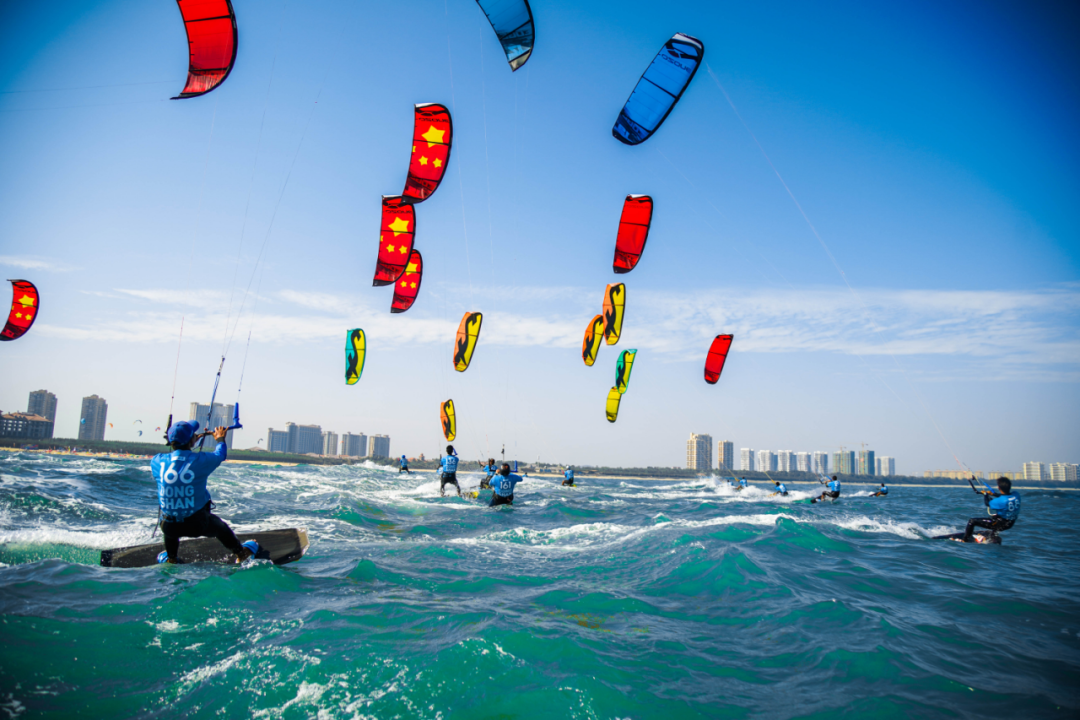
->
<box><xmin>1</xmin><ymin>451</ymin><xmax>1077</xmax><ymax>719</ymax></box>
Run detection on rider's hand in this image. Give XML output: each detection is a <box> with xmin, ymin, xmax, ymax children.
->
<box><xmin>212</xmin><ymin>426</ymin><xmax>228</xmax><ymax>441</ymax></box>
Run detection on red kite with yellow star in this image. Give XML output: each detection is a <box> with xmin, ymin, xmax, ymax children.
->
<box><xmin>402</xmin><ymin>104</ymin><xmax>452</xmax><ymax>204</ymax></box>
<box><xmin>373</xmin><ymin>196</ymin><xmax>416</xmax><ymax>286</ymax></box>
<box><xmin>391</xmin><ymin>250</ymin><xmax>423</xmax><ymax>313</ymax></box>
<box><xmin>1</xmin><ymin>280</ymin><xmax>39</xmax><ymax>342</ymax></box>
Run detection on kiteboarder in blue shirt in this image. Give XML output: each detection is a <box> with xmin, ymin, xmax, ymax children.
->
<box><xmin>813</xmin><ymin>475</ymin><xmax>841</xmax><ymax>503</ymax></box>
<box><xmin>399</xmin><ymin>455</ymin><xmax>412</xmax><ymax>474</ymax></box>
<box><xmin>490</xmin><ymin>463</ymin><xmax>523</xmax><ymax>507</ymax></box>
<box><xmin>872</xmin><ymin>483</ymin><xmax>889</xmax><ymax>497</ymax></box>
<box><xmin>151</xmin><ymin>421</ymin><xmax>256</xmax><ymax>564</ymax></box>
<box><xmin>562</xmin><ymin>467</ymin><xmax>575</xmax><ymax>487</ymax></box>
<box><xmin>478</xmin><ymin>458</ymin><xmax>497</xmax><ymax>489</ymax></box>
<box><xmin>964</xmin><ymin>476</ymin><xmax>1020</xmax><ymax>542</ymax></box>
<box><xmin>439</xmin><ymin>445</ymin><xmax>461</xmax><ymax>497</ymax></box>
<box><xmin>770</xmin><ymin>480</ymin><xmax>788</xmax><ymax>497</ymax></box>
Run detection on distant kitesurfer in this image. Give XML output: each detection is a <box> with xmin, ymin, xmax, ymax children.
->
<box><xmin>399</xmin><ymin>455</ymin><xmax>412</xmax><ymax>474</ymax></box>
<box><xmin>814</xmin><ymin>475</ymin><xmax>841</xmax><ymax>503</ymax></box>
<box><xmin>478</xmin><ymin>458</ymin><xmax>497</xmax><ymax>489</ymax></box>
<box><xmin>736</xmin><ymin>477</ymin><xmax>749</xmax><ymax>491</ymax></box>
<box><xmin>872</xmin><ymin>483</ymin><xmax>888</xmax><ymax>497</ymax></box>
<box><xmin>152</xmin><ymin>421</ymin><xmax>256</xmax><ymax>564</ymax></box>
<box><xmin>562</xmin><ymin>467</ymin><xmax>575</xmax><ymax>486</ymax></box>
<box><xmin>770</xmin><ymin>480</ymin><xmax>788</xmax><ymax>497</ymax></box>
<box><xmin>439</xmin><ymin>445</ymin><xmax>461</xmax><ymax>497</ymax></box>
<box><xmin>490</xmin><ymin>463</ymin><xmax>523</xmax><ymax>507</ymax></box>
<box><xmin>963</xmin><ymin>476</ymin><xmax>1020</xmax><ymax>543</ymax></box>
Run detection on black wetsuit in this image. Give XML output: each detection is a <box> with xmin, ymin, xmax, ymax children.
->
<box><xmin>963</xmin><ymin>516</ymin><xmax>1014</xmax><ymax>541</ymax></box>
<box><xmin>160</xmin><ymin>501</ymin><xmax>243</xmax><ymax>560</ymax></box>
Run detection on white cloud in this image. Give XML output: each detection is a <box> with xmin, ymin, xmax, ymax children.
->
<box><xmin>0</xmin><ymin>256</ymin><xmax>75</xmax><ymax>272</ymax></box>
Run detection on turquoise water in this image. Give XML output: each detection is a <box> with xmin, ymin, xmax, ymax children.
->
<box><xmin>1</xmin><ymin>452</ymin><xmax>1077</xmax><ymax>719</ymax></box>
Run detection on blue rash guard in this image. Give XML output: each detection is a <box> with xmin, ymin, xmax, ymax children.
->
<box><xmin>827</xmin><ymin>479</ymin><xmax>841</xmax><ymax>494</ymax></box>
<box><xmin>987</xmin><ymin>492</ymin><xmax>1020</xmax><ymax>521</ymax></box>
<box><xmin>564</xmin><ymin>469</ymin><xmax>574</xmax><ymax>481</ymax></box>
<box><xmin>400</xmin><ymin>456</ymin><xmax>408</xmax><ymax>468</ymax></box>
<box><xmin>491</xmin><ymin>473</ymin><xmax>523</xmax><ymax>497</ymax></box>
<box><xmin>483</xmin><ymin>463</ymin><xmax>497</xmax><ymax>479</ymax></box>
<box><xmin>739</xmin><ymin>478</ymin><xmax>748</xmax><ymax>488</ymax></box>
<box><xmin>775</xmin><ymin>483</ymin><xmax>787</xmax><ymax>494</ymax></box>
<box><xmin>879</xmin><ymin>485</ymin><xmax>889</xmax><ymax>495</ymax></box>
<box><xmin>151</xmin><ymin>442</ymin><xmax>227</xmax><ymax>521</ymax></box>
<box><xmin>440</xmin><ymin>454</ymin><xmax>459</xmax><ymax>475</ymax></box>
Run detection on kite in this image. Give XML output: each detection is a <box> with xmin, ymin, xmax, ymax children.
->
<box><xmin>440</xmin><ymin>399</ymin><xmax>456</xmax><ymax>442</ymax></box>
<box><xmin>138</xmin><ymin>431</ymin><xmax>143</xmax><ymax>437</ymax></box>
<box><xmin>476</xmin><ymin>0</ymin><xmax>535</xmax><ymax>71</ymax></box>
<box><xmin>605</xmin><ymin>387</ymin><xmax>621</xmax><ymax>423</ymax></box>
<box><xmin>346</xmin><ymin>329</ymin><xmax>366</xmax><ymax>385</ymax></box>
<box><xmin>454</xmin><ymin>312</ymin><xmax>483</xmax><ymax>372</ymax></box>
<box><xmin>133</xmin><ymin>420</ymin><xmax>142</xmax><ymax>425</ymax></box>
<box><xmin>613</xmin><ymin>195</ymin><xmax>653</xmax><ymax>273</ymax></box>
<box><xmin>582</xmin><ymin>314</ymin><xmax>604</xmax><ymax>366</ymax></box>
<box><xmin>403</xmin><ymin>104</ymin><xmax>453</xmax><ymax>204</ymax></box>
<box><xmin>391</xmin><ymin>250</ymin><xmax>423</xmax><ymax>313</ymax></box>
<box><xmin>704</xmin><ymin>334</ymin><xmax>733</xmax><ymax>385</ymax></box>
<box><xmin>615</xmin><ymin>349</ymin><xmax>637</xmax><ymax>394</ymax></box>
<box><xmin>1</xmin><ymin>280</ymin><xmax>39</xmax><ymax>342</ymax></box>
<box><xmin>612</xmin><ymin>33</ymin><xmax>704</xmax><ymax>146</ymax></box>
<box><xmin>602</xmin><ymin>283</ymin><xmax>626</xmax><ymax>345</ymax></box>
<box><xmin>373</xmin><ymin>196</ymin><xmax>416</xmax><ymax>286</ymax></box>
<box><xmin>108</xmin><ymin>423</ymin><xmax>114</xmax><ymax>429</ymax></box>
<box><xmin>155</xmin><ymin>427</ymin><xmax>162</xmax><ymax>432</ymax></box>
<box><xmin>173</xmin><ymin>0</ymin><xmax>238</xmax><ymax>99</ymax></box>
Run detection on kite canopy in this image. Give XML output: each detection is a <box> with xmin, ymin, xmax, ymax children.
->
<box><xmin>345</xmin><ymin>329</ymin><xmax>366</xmax><ymax>385</ymax></box>
<box><xmin>476</xmin><ymin>0</ymin><xmax>535</xmax><ymax>71</ymax></box>
<box><xmin>582</xmin><ymin>314</ymin><xmax>604</xmax><ymax>367</ymax></box>
<box><xmin>704</xmin><ymin>334</ymin><xmax>733</xmax><ymax>384</ymax></box>
<box><xmin>403</xmin><ymin>104</ymin><xmax>453</xmax><ymax>204</ymax></box>
<box><xmin>440</xmin><ymin>399</ymin><xmax>457</xmax><ymax>442</ymax></box>
<box><xmin>615</xmin><ymin>349</ymin><xmax>637</xmax><ymax>394</ymax></box>
<box><xmin>1</xmin><ymin>280</ymin><xmax>39</xmax><ymax>341</ymax></box>
<box><xmin>173</xmin><ymin>0</ymin><xmax>238</xmax><ymax>99</ymax></box>
<box><xmin>613</xmin><ymin>195</ymin><xmax>653</xmax><ymax>274</ymax></box>
<box><xmin>454</xmin><ymin>312</ymin><xmax>483</xmax><ymax>372</ymax></box>
<box><xmin>605</xmin><ymin>387</ymin><xmax>622</xmax><ymax>423</ymax></box>
<box><xmin>602</xmin><ymin>283</ymin><xmax>626</xmax><ymax>346</ymax></box>
<box><xmin>612</xmin><ymin>33</ymin><xmax>704</xmax><ymax>146</ymax></box>
<box><xmin>373</xmin><ymin>196</ymin><xmax>416</xmax><ymax>286</ymax></box>
<box><xmin>391</xmin><ymin>250</ymin><xmax>423</xmax><ymax>313</ymax></box>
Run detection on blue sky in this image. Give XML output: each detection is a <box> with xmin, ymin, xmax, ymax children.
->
<box><xmin>1</xmin><ymin>0</ymin><xmax>1076</xmax><ymax>473</ymax></box>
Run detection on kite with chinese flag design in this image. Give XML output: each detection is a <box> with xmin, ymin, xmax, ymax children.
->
<box><xmin>373</xmin><ymin>196</ymin><xmax>416</xmax><ymax>286</ymax></box>
<box><xmin>390</xmin><ymin>250</ymin><xmax>424</xmax><ymax>314</ymax></box>
<box><xmin>402</xmin><ymin>104</ymin><xmax>453</xmax><ymax>204</ymax></box>
<box><xmin>1</xmin><ymin>280</ymin><xmax>39</xmax><ymax>342</ymax></box>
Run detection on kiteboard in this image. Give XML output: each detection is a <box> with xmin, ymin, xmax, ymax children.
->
<box><xmin>932</xmin><ymin>531</ymin><xmax>1001</xmax><ymax>545</ymax></box>
<box><xmin>100</xmin><ymin>529</ymin><xmax>308</xmax><ymax>568</ymax></box>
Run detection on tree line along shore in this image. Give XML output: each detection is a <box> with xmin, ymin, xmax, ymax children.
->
<box><xmin>1</xmin><ymin>438</ymin><xmax>1075</xmax><ymax>489</ymax></box>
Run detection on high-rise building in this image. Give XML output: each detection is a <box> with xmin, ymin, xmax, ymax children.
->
<box><xmin>1049</xmin><ymin>463</ymin><xmax>1078</xmax><ymax>482</ymax></box>
<box><xmin>368</xmin><ymin>434</ymin><xmax>391</xmax><ymax>458</ymax></box>
<box><xmin>717</xmin><ymin>441</ymin><xmax>735</xmax><ymax>471</ymax></box>
<box><xmin>740</xmin><ymin>448</ymin><xmax>755</xmax><ymax>471</ymax></box>
<box><xmin>777</xmin><ymin>450</ymin><xmax>794</xmax><ymax>472</ymax></box>
<box><xmin>0</xmin><ymin>412</ymin><xmax>54</xmax><ymax>439</ymax></box>
<box><xmin>686</xmin><ymin>433</ymin><xmax>713</xmax><ymax>471</ymax></box>
<box><xmin>28</xmin><ymin>390</ymin><xmax>57</xmax><ymax>423</ymax></box>
<box><xmin>1022</xmin><ymin>462</ymin><xmax>1047</xmax><ymax>481</ymax></box>
<box><xmin>796</xmin><ymin>452</ymin><xmax>811</xmax><ymax>473</ymax></box>
<box><xmin>812</xmin><ymin>451</ymin><xmax>829</xmax><ymax>476</ymax></box>
<box><xmin>286</xmin><ymin>423</ymin><xmax>323</xmax><ymax>455</ymax></box>
<box><xmin>858</xmin><ymin>450</ymin><xmax>876</xmax><ymax>476</ymax></box>
<box><xmin>341</xmin><ymin>432</ymin><xmax>367</xmax><ymax>458</ymax></box>
<box><xmin>267</xmin><ymin>429</ymin><xmax>289</xmax><ymax>452</ymax></box>
<box><xmin>833</xmin><ymin>450</ymin><xmax>855</xmax><ymax>475</ymax></box>
<box><xmin>322</xmin><ymin>431</ymin><xmax>339</xmax><ymax>456</ymax></box>
<box><xmin>876</xmin><ymin>456</ymin><xmax>895</xmax><ymax>476</ymax></box>
<box><xmin>189</xmin><ymin>403</ymin><xmax>236</xmax><ymax>449</ymax></box>
<box><xmin>756</xmin><ymin>450</ymin><xmax>777</xmax><ymax>472</ymax></box>
<box><xmin>78</xmin><ymin>395</ymin><xmax>108</xmax><ymax>441</ymax></box>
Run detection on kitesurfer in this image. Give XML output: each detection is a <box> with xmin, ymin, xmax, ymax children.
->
<box><xmin>152</xmin><ymin>421</ymin><xmax>255</xmax><ymax>564</ymax></box>
<box><xmin>490</xmin><ymin>463</ymin><xmax>523</xmax><ymax>507</ymax></box>
<box><xmin>963</xmin><ymin>476</ymin><xmax>1020</xmax><ymax>543</ymax></box>
<box><xmin>399</xmin><ymin>455</ymin><xmax>412</xmax><ymax>474</ymax></box>
<box><xmin>872</xmin><ymin>483</ymin><xmax>889</xmax><ymax>497</ymax></box>
<box><xmin>562</xmin><ymin>467</ymin><xmax>575</xmax><ymax>487</ymax></box>
<box><xmin>735</xmin><ymin>477</ymin><xmax>749</xmax><ymax>491</ymax></box>
<box><xmin>770</xmin><ymin>480</ymin><xmax>788</xmax><ymax>497</ymax></box>
<box><xmin>439</xmin><ymin>445</ymin><xmax>461</xmax><ymax>497</ymax></box>
<box><xmin>814</xmin><ymin>475</ymin><xmax>841</xmax><ymax>503</ymax></box>
<box><xmin>478</xmin><ymin>458</ymin><xmax>497</xmax><ymax>489</ymax></box>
